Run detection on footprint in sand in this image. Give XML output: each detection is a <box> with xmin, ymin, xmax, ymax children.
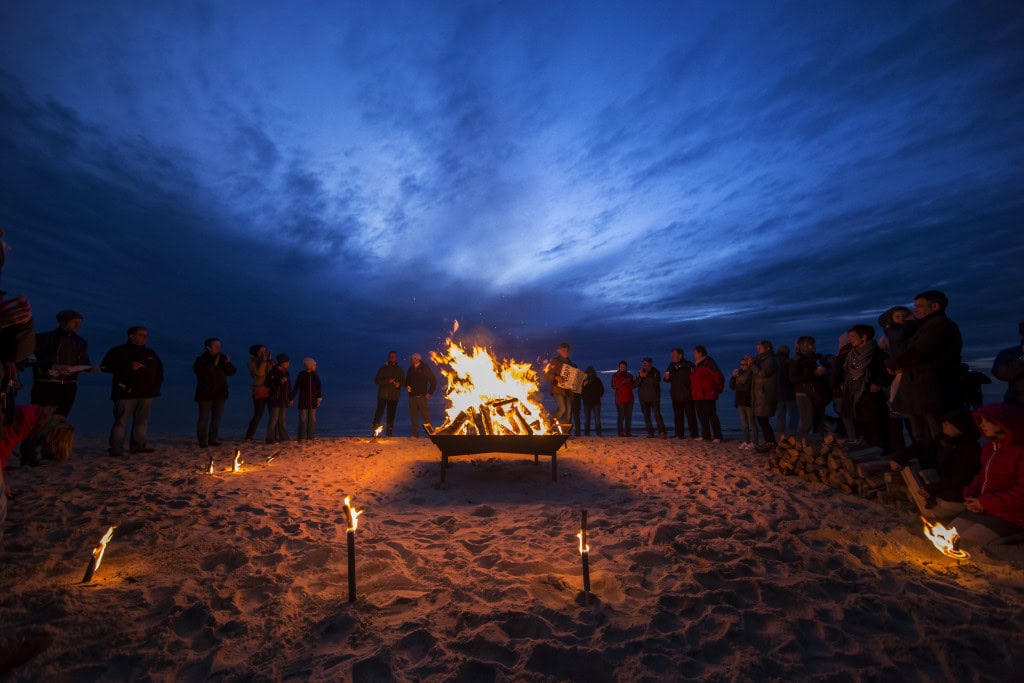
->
<box><xmin>200</xmin><ymin>548</ymin><xmax>249</xmax><ymax>573</ymax></box>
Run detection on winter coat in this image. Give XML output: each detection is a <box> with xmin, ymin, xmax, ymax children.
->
<box><xmin>248</xmin><ymin>358</ymin><xmax>272</xmax><ymax>389</ymax></box>
<box><xmin>100</xmin><ymin>343</ymin><xmax>164</xmax><ymax>400</ymax></box>
<box><xmin>992</xmin><ymin>342</ymin><xmax>1024</xmax><ymax>405</ymax></box>
<box><xmin>774</xmin><ymin>352</ymin><xmax>795</xmax><ymax>401</ymax></box>
<box><xmin>545</xmin><ymin>355</ymin><xmax>576</xmax><ymax>396</ymax></box>
<box><xmin>267</xmin><ymin>366</ymin><xmax>291</xmax><ymax>408</ymax></box>
<box><xmin>926</xmin><ymin>410</ymin><xmax>981</xmax><ymax>502</ymax></box>
<box><xmin>963</xmin><ymin>403</ymin><xmax>1024</xmax><ymax>528</ymax></box>
<box><xmin>750</xmin><ymin>351</ymin><xmax>778</xmax><ymax>418</ymax></box>
<box><xmin>885</xmin><ymin>311</ymin><xmax>963</xmax><ymax>417</ymax></box>
<box><xmin>193</xmin><ymin>352</ymin><xmax>238</xmax><ymax>402</ymax></box>
<box><xmin>611</xmin><ymin>371</ymin><xmax>635</xmax><ymax>404</ymax></box>
<box><xmin>691</xmin><ymin>357</ymin><xmax>724</xmax><ymax>401</ymax></box>
<box><xmin>730</xmin><ymin>370</ymin><xmax>752</xmax><ymax>408</ymax></box>
<box><xmin>291</xmin><ymin>370</ymin><xmax>323</xmax><ymax>410</ymax></box>
<box><xmin>581</xmin><ymin>374</ymin><xmax>605</xmax><ymax>406</ymax></box>
<box><xmin>375</xmin><ymin>362</ymin><xmax>405</xmax><ymax>401</ymax></box>
<box><xmin>789</xmin><ymin>352</ymin><xmax>828</xmax><ymax>407</ymax></box>
<box><xmin>634</xmin><ymin>367</ymin><xmax>661</xmax><ymax>403</ymax></box>
<box><xmin>405</xmin><ymin>362</ymin><xmax>437</xmax><ymax>396</ymax></box>
<box><xmin>664</xmin><ymin>360</ymin><xmax>694</xmax><ymax>402</ymax></box>
<box><xmin>32</xmin><ymin>328</ymin><xmax>91</xmax><ymax>382</ymax></box>
<box><xmin>840</xmin><ymin>343</ymin><xmax>890</xmax><ymax>420</ymax></box>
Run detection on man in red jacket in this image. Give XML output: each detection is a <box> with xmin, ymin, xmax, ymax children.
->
<box><xmin>691</xmin><ymin>345</ymin><xmax>725</xmax><ymax>443</ymax></box>
<box><xmin>949</xmin><ymin>403</ymin><xmax>1024</xmax><ymax>549</ymax></box>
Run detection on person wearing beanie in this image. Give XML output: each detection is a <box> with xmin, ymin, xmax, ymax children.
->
<box><xmin>291</xmin><ymin>358</ymin><xmax>323</xmax><ymax>442</ymax></box>
<box><xmin>266</xmin><ymin>354</ymin><xmax>292</xmax><ymax>444</ymax></box>
<box><xmin>31</xmin><ymin>309</ymin><xmax>99</xmax><ymax>417</ymax></box>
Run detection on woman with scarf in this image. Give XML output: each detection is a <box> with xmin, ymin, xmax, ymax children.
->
<box><xmin>841</xmin><ymin>324</ymin><xmax>890</xmax><ymax>450</ymax></box>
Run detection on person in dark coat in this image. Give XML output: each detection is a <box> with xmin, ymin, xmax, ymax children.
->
<box><xmin>31</xmin><ymin>310</ymin><xmax>98</xmax><ymax>417</ymax></box>
<box><xmin>266</xmin><ymin>354</ymin><xmax>292</xmax><ymax>443</ymax></box>
<box><xmin>748</xmin><ymin>340</ymin><xmax>777</xmax><ymax>450</ymax></box>
<box><xmin>291</xmin><ymin>358</ymin><xmax>323</xmax><ymax>442</ymax></box>
<box><xmin>992</xmin><ymin>320</ymin><xmax>1024</xmax><ymax>406</ymax></box>
<box><xmin>101</xmin><ymin>326</ymin><xmax>164</xmax><ymax>456</ymax></box>
<box><xmin>885</xmin><ymin>290</ymin><xmax>963</xmax><ymax>445</ymax></box>
<box><xmin>691</xmin><ymin>346</ymin><xmax>724</xmax><ymax>442</ymax></box>
<box><xmin>730</xmin><ymin>357</ymin><xmax>757</xmax><ymax>448</ymax></box>
<box><xmin>879</xmin><ymin>306</ymin><xmax>915</xmax><ymax>456</ymax></box>
<box><xmin>664</xmin><ymin>348</ymin><xmax>698</xmax><ymax>439</ymax></box>
<box><xmin>790</xmin><ymin>336</ymin><xmax>828</xmax><ymax>435</ymax></box>
<box><xmin>373</xmin><ymin>351</ymin><xmax>404</xmax><ymax>437</ymax></box>
<box><xmin>193</xmin><ymin>338</ymin><xmax>237</xmax><ymax>448</ymax></box>
<box><xmin>840</xmin><ymin>325</ymin><xmax>889</xmax><ymax>450</ymax></box>
<box><xmin>580</xmin><ymin>366</ymin><xmax>604</xmax><ymax>436</ymax></box>
<box><xmin>634</xmin><ymin>357</ymin><xmax>667</xmax><ymax>438</ymax></box>
<box><xmin>405</xmin><ymin>353</ymin><xmax>437</xmax><ymax>437</ymax></box>
<box><xmin>544</xmin><ymin>343</ymin><xmax>576</xmax><ymax>426</ymax></box>
<box><xmin>774</xmin><ymin>345</ymin><xmax>797</xmax><ymax>435</ymax></box>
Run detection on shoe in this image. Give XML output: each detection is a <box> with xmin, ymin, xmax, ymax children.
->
<box><xmin>108</xmin><ymin>449</ymin><xmax>124</xmax><ymax>457</ymax></box>
<box><xmin>130</xmin><ymin>447</ymin><xmax>156</xmax><ymax>454</ymax></box>
<box><xmin>693</xmin><ymin>437</ymin><xmax>704</xmax><ymax>442</ymax></box>
<box><xmin>646</xmin><ymin>434</ymin><xmax>656</xmax><ymax>439</ymax></box>
<box><xmin>209</xmin><ymin>441</ymin><xmax>223</xmax><ymax>447</ymax></box>
<box><xmin>198</xmin><ymin>444</ymin><xmax>208</xmax><ymax>449</ymax></box>
<box><xmin>712</xmin><ymin>438</ymin><xmax>722</xmax><ymax>444</ymax></box>
<box><xmin>660</xmin><ymin>433</ymin><xmax>668</xmax><ymax>439</ymax></box>
<box><xmin>626</xmin><ymin>432</ymin><xmax>634</xmax><ymax>437</ymax></box>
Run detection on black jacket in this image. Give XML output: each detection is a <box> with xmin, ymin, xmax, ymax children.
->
<box><xmin>33</xmin><ymin>328</ymin><xmax>91</xmax><ymax>381</ymax></box>
<box><xmin>663</xmin><ymin>360</ymin><xmax>694</xmax><ymax>402</ymax></box>
<box><xmin>291</xmin><ymin>370</ymin><xmax>323</xmax><ymax>410</ymax></box>
<box><xmin>101</xmin><ymin>343</ymin><xmax>164</xmax><ymax>400</ymax></box>
<box><xmin>993</xmin><ymin>342</ymin><xmax>1024</xmax><ymax>405</ymax></box>
<box><xmin>885</xmin><ymin>311</ymin><xmax>963</xmax><ymax>416</ymax></box>
<box><xmin>405</xmin><ymin>362</ymin><xmax>437</xmax><ymax>396</ymax></box>
<box><xmin>193</xmin><ymin>352</ymin><xmax>238</xmax><ymax>402</ymax></box>
<box><xmin>789</xmin><ymin>352</ymin><xmax>828</xmax><ymax>406</ymax></box>
<box><xmin>634</xmin><ymin>366</ymin><xmax>662</xmax><ymax>402</ymax></box>
<box><xmin>581</xmin><ymin>374</ymin><xmax>604</xmax><ymax>405</ymax></box>
<box><xmin>774</xmin><ymin>352</ymin><xmax>794</xmax><ymax>400</ymax></box>
<box><xmin>267</xmin><ymin>366</ymin><xmax>291</xmax><ymax>408</ymax></box>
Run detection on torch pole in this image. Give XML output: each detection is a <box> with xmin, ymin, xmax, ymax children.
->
<box><xmin>344</xmin><ymin>504</ymin><xmax>357</xmax><ymax>603</ymax></box>
<box><xmin>581</xmin><ymin>509</ymin><xmax>591</xmax><ymax>605</ymax></box>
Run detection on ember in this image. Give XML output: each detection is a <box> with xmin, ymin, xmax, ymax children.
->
<box><xmin>429</xmin><ymin>322</ymin><xmax>551</xmax><ymax>435</ymax></box>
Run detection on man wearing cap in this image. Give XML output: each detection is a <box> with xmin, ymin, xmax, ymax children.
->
<box><xmin>31</xmin><ymin>310</ymin><xmax>98</xmax><ymax>417</ymax></box>
<box><xmin>405</xmin><ymin>353</ymin><xmax>437</xmax><ymax>437</ymax></box>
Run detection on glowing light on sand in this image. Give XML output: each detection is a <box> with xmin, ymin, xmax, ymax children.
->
<box><xmin>922</xmin><ymin>517</ymin><xmax>970</xmax><ymax>560</ymax></box>
<box><xmin>82</xmin><ymin>526</ymin><xmax>116</xmax><ymax>583</ymax></box>
<box><xmin>430</xmin><ymin>321</ymin><xmax>549</xmax><ymax>435</ymax></box>
<box><xmin>233</xmin><ymin>450</ymin><xmax>243</xmax><ymax>472</ymax></box>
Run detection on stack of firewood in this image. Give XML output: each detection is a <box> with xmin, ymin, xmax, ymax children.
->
<box><xmin>767</xmin><ymin>433</ymin><xmax>904</xmax><ymax>500</ymax></box>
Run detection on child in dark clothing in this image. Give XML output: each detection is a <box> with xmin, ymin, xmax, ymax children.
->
<box><xmin>291</xmin><ymin>358</ymin><xmax>323</xmax><ymax>442</ymax></box>
<box><xmin>730</xmin><ymin>358</ymin><xmax>757</xmax><ymax>448</ymax></box>
<box><xmin>266</xmin><ymin>354</ymin><xmax>292</xmax><ymax>444</ymax></box>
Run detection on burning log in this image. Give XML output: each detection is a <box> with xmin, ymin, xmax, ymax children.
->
<box><xmin>922</xmin><ymin>516</ymin><xmax>969</xmax><ymax>560</ymax></box>
<box><xmin>440</xmin><ymin>410</ymin><xmax>471</xmax><ymax>436</ymax></box>
<box><xmin>478</xmin><ymin>404</ymin><xmax>494</xmax><ymax>435</ymax></box>
<box><xmin>511</xmin><ymin>405</ymin><xmax>533</xmax><ymax>435</ymax></box>
<box><xmin>468</xmin><ymin>406</ymin><xmax>487</xmax><ymax>436</ymax></box>
<box><xmin>82</xmin><ymin>526</ymin><xmax>116</xmax><ymax>583</ymax></box>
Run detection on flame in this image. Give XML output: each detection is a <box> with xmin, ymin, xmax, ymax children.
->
<box><xmin>576</xmin><ymin>529</ymin><xmax>589</xmax><ymax>555</ymax></box>
<box><xmin>93</xmin><ymin>526</ymin><xmax>116</xmax><ymax>570</ymax></box>
<box><xmin>373</xmin><ymin>424</ymin><xmax>384</xmax><ymax>437</ymax></box>
<box><xmin>344</xmin><ymin>495</ymin><xmax>363</xmax><ymax>532</ymax></box>
<box><xmin>430</xmin><ymin>321</ymin><xmax>550</xmax><ymax>435</ymax></box>
<box><xmin>233</xmin><ymin>450</ymin><xmax>243</xmax><ymax>472</ymax></box>
<box><xmin>922</xmin><ymin>517</ymin><xmax>970</xmax><ymax>560</ymax></box>
<box><xmin>207</xmin><ymin>457</ymin><xmax>215</xmax><ymax>474</ymax></box>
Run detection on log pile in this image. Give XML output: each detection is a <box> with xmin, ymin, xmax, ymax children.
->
<box><xmin>766</xmin><ymin>433</ymin><xmax>899</xmax><ymax>500</ymax></box>
<box><xmin>428</xmin><ymin>398</ymin><xmax>545</xmax><ymax>436</ymax></box>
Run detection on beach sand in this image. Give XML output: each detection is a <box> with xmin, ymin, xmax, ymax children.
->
<box><xmin>1</xmin><ymin>436</ymin><xmax>1022</xmax><ymax>682</ymax></box>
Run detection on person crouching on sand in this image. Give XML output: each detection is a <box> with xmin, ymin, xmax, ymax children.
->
<box><xmin>1</xmin><ymin>404</ymin><xmax>74</xmax><ymax>498</ymax></box>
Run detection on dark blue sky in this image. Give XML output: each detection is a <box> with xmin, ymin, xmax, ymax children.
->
<box><xmin>1</xmin><ymin>2</ymin><xmax>1022</xmax><ymax>434</ymax></box>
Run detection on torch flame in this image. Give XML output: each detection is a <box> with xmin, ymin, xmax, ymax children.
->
<box><xmin>233</xmin><ymin>450</ymin><xmax>243</xmax><ymax>472</ymax></box>
<box><xmin>576</xmin><ymin>529</ymin><xmax>589</xmax><ymax>555</ymax></box>
<box><xmin>373</xmin><ymin>424</ymin><xmax>384</xmax><ymax>438</ymax></box>
<box><xmin>921</xmin><ymin>517</ymin><xmax>970</xmax><ymax>560</ymax></box>
<box><xmin>93</xmin><ymin>526</ymin><xmax>116</xmax><ymax>570</ymax></box>
<box><xmin>344</xmin><ymin>495</ymin><xmax>363</xmax><ymax>532</ymax></box>
<box><xmin>430</xmin><ymin>320</ymin><xmax>550</xmax><ymax>435</ymax></box>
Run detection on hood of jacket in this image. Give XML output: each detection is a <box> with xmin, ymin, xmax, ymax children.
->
<box><xmin>973</xmin><ymin>403</ymin><xmax>1024</xmax><ymax>446</ymax></box>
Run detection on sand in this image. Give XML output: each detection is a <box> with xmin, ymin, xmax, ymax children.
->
<box><xmin>1</xmin><ymin>435</ymin><xmax>1022</xmax><ymax>682</ymax></box>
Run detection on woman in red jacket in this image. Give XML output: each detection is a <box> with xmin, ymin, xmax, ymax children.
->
<box><xmin>950</xmin><ymin>402</ymin><xmax>1024</xmax><ymax>549</ymax></box>
<box><xmin>691</xmin><ymin>345</ymin><xmax>725</xmax><ymax>442</ymax></box>
<box><xmin>610</xmin><ymin>361</ymin><xmax>635</xmax><ymax>437</ymax></box>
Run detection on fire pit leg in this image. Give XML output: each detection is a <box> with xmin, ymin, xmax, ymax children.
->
<box><xmin>551</xmin><ymin>452</ymin><xmax>558</xmax><ymax>481</ymax></box>
<box><xmin>440</xmin><ymin>452</ymin><xmax>449</xmax><ymax>487</ymax></box>
<box><xmin>534</xmin><ymin>453</ymin><xmax>539</xmax><ymax>464</ymax></box>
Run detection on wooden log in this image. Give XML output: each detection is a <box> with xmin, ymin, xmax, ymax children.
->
<box><xmin>900</xmin><ymin>465</ymin><xmax>930</xmax><ymax>516</ymax></box>
<box><xmin>478</xmin><ymin>404</ymin><xmax>494</xmax><ymax>435</ymax></box>
<box><xmin>511</xmin><ymin>405</ymin><xmax>533</xmax><ymax>435</ymax></box>
<box><xmin>856</xmin><ymin>460</ymin><xmax>893</xmax><ymax>480</ymax></box>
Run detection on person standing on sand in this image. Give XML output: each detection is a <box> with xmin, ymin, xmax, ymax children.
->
<box><xmin>31</xmin><ymin>309</ymin><xmax>99</xmax><ymax>418</ymax></box>
<box><xmin>730</xmin><ymin>357</ymin><xmax>757</xmax><ymax>449</ymax></box>
<box><xmin>992</xmin><ymin>320</ymin><xmax>1024</xmax><ymax>406</ymax></box>
<box><xmin>292</xmin><ymin>357</ymin><xmax>323</xmax><ymax>442</ymax></box>
<box><xmin>635</xmin><ymin>357</ymin><xmax>667</xmax><ymax>438</ymax></box>
<box><xmin>691</xmin><ymin>345</ymin><xmax>724</xmax><ymax>443</ymax></box>
<box><xmin>748</xmin><ymin>340</ymin><xmax>777</xmax><ymax>452</ymax></box>
<box><xmin>544</xmin><ymin>343</ymin><xmax>576</xmax><ymax>427</ymax></box>
<box><xmin>405</xmin><ymin>352</ymin><xmax>436</xmax><ymax>437</ymax></box>
<box><xmin>581</xmin><ymin>366</ymin><xmax>604</xmax><ymax>436</ymax></box>
<box><xmin>266</xmin><ymin>354</ymin><xmax>293</xmax><ymax>444</ymax></box>
<box><xmin>664</xmin><ymin>348</ymin><xmax>698</xmax><ymax>440</ymax></box>
<box><xmin>774</xmin><ymin>344</ymin><xmax>797</xmax><ymax>435</ymax></box>
<box><xmin>373</xmin><ymin>351</ymin><xmax>404</xmax><ymax>437</ymax></box>
<box><xmin>245</xmin><ymin>345</ymin><xmax>273</xmax><ymax>442</ymax></box>
<box><xmin>193</xmin><ymin>337</ymin><xmax>237</xmax><ymax>448</ymax></box>
<box><xmin>101</xmin><ymin>326</ymin><xmax>163</xmax><ymax>456</ymax></box>
<box><xmin>611</xmin><ymin>361</ymin><xmax>635</xmax><ymax>437</ymax></box>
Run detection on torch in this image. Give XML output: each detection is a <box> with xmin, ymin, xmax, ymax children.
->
<box><xmin>207</xmin><ymin>454</ymin><xmax>215</xmax><ymax>474</ymax></box>
<box><xmin>576</xmin><ymin>510</ymin><xmax>591</xmax><ymax>605</ymax></box>
<box><xmin>921</xmin><ymin>516</ymin><xmax>970</xmax><ymax>561</ymax></box>
<box><xmin>233</xmin><ymin>450</ymin><xmax>243</xmax><ymax>472</ymax></box>
<box><xmin>343</xmin><ymin>495</ymin><xmax>363</xmax><ymax>603</ymax></box>
<box><xmin>82</xmin><ymin>526</ymin><xmax>116</xmax><ymax>583</ymax></box>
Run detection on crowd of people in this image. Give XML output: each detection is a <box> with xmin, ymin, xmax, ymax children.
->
<box><xmin>0</xmin><ymin>227</ymin><xmax>1021</xmax><ymax>553</ymax></box>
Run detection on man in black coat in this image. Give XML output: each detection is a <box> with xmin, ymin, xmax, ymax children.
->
<box><xmin>884</xmin><ymin>290</ymin><xmax>963</xmax><ymax>444</ymax></box>
<box><xmin>31</xmin><ymin>309</ymin><xmax>99</xmax><ymax>417</ymax></box>
<box><xmin>992</xmin><ymin>320</ymin><xmax>1024</xmax><ymax>406</ymax></box>
<box><xmin>193</xmin><ymin>337</ymin><xmax>237</xmax><ymax>448</ymax></box>
<box><xmin>664</xmin><ymin>348</ymin><xmax>698</xmax><ymax>439</ymax></box>
<box><xmin>101</xmin><ymin>326</ymin><xmax>164</xmax><ymax>456</ymax></box>
<box><xmin>405</xmin><ymin>353</ymin><xmax>437</xmax><ymax>437</ymax></box>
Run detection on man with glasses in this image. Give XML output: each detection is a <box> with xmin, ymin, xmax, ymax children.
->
<box><xmin>101</xmin><ymin>326</ymin><xmax>164</xmax><ymax>456</ymax></box>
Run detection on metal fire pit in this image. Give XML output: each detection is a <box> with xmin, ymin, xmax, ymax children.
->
<box><xmin>427</xmin><ymin>434</ymin><xmax>570</xmax><ymax>487</ymax></box>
